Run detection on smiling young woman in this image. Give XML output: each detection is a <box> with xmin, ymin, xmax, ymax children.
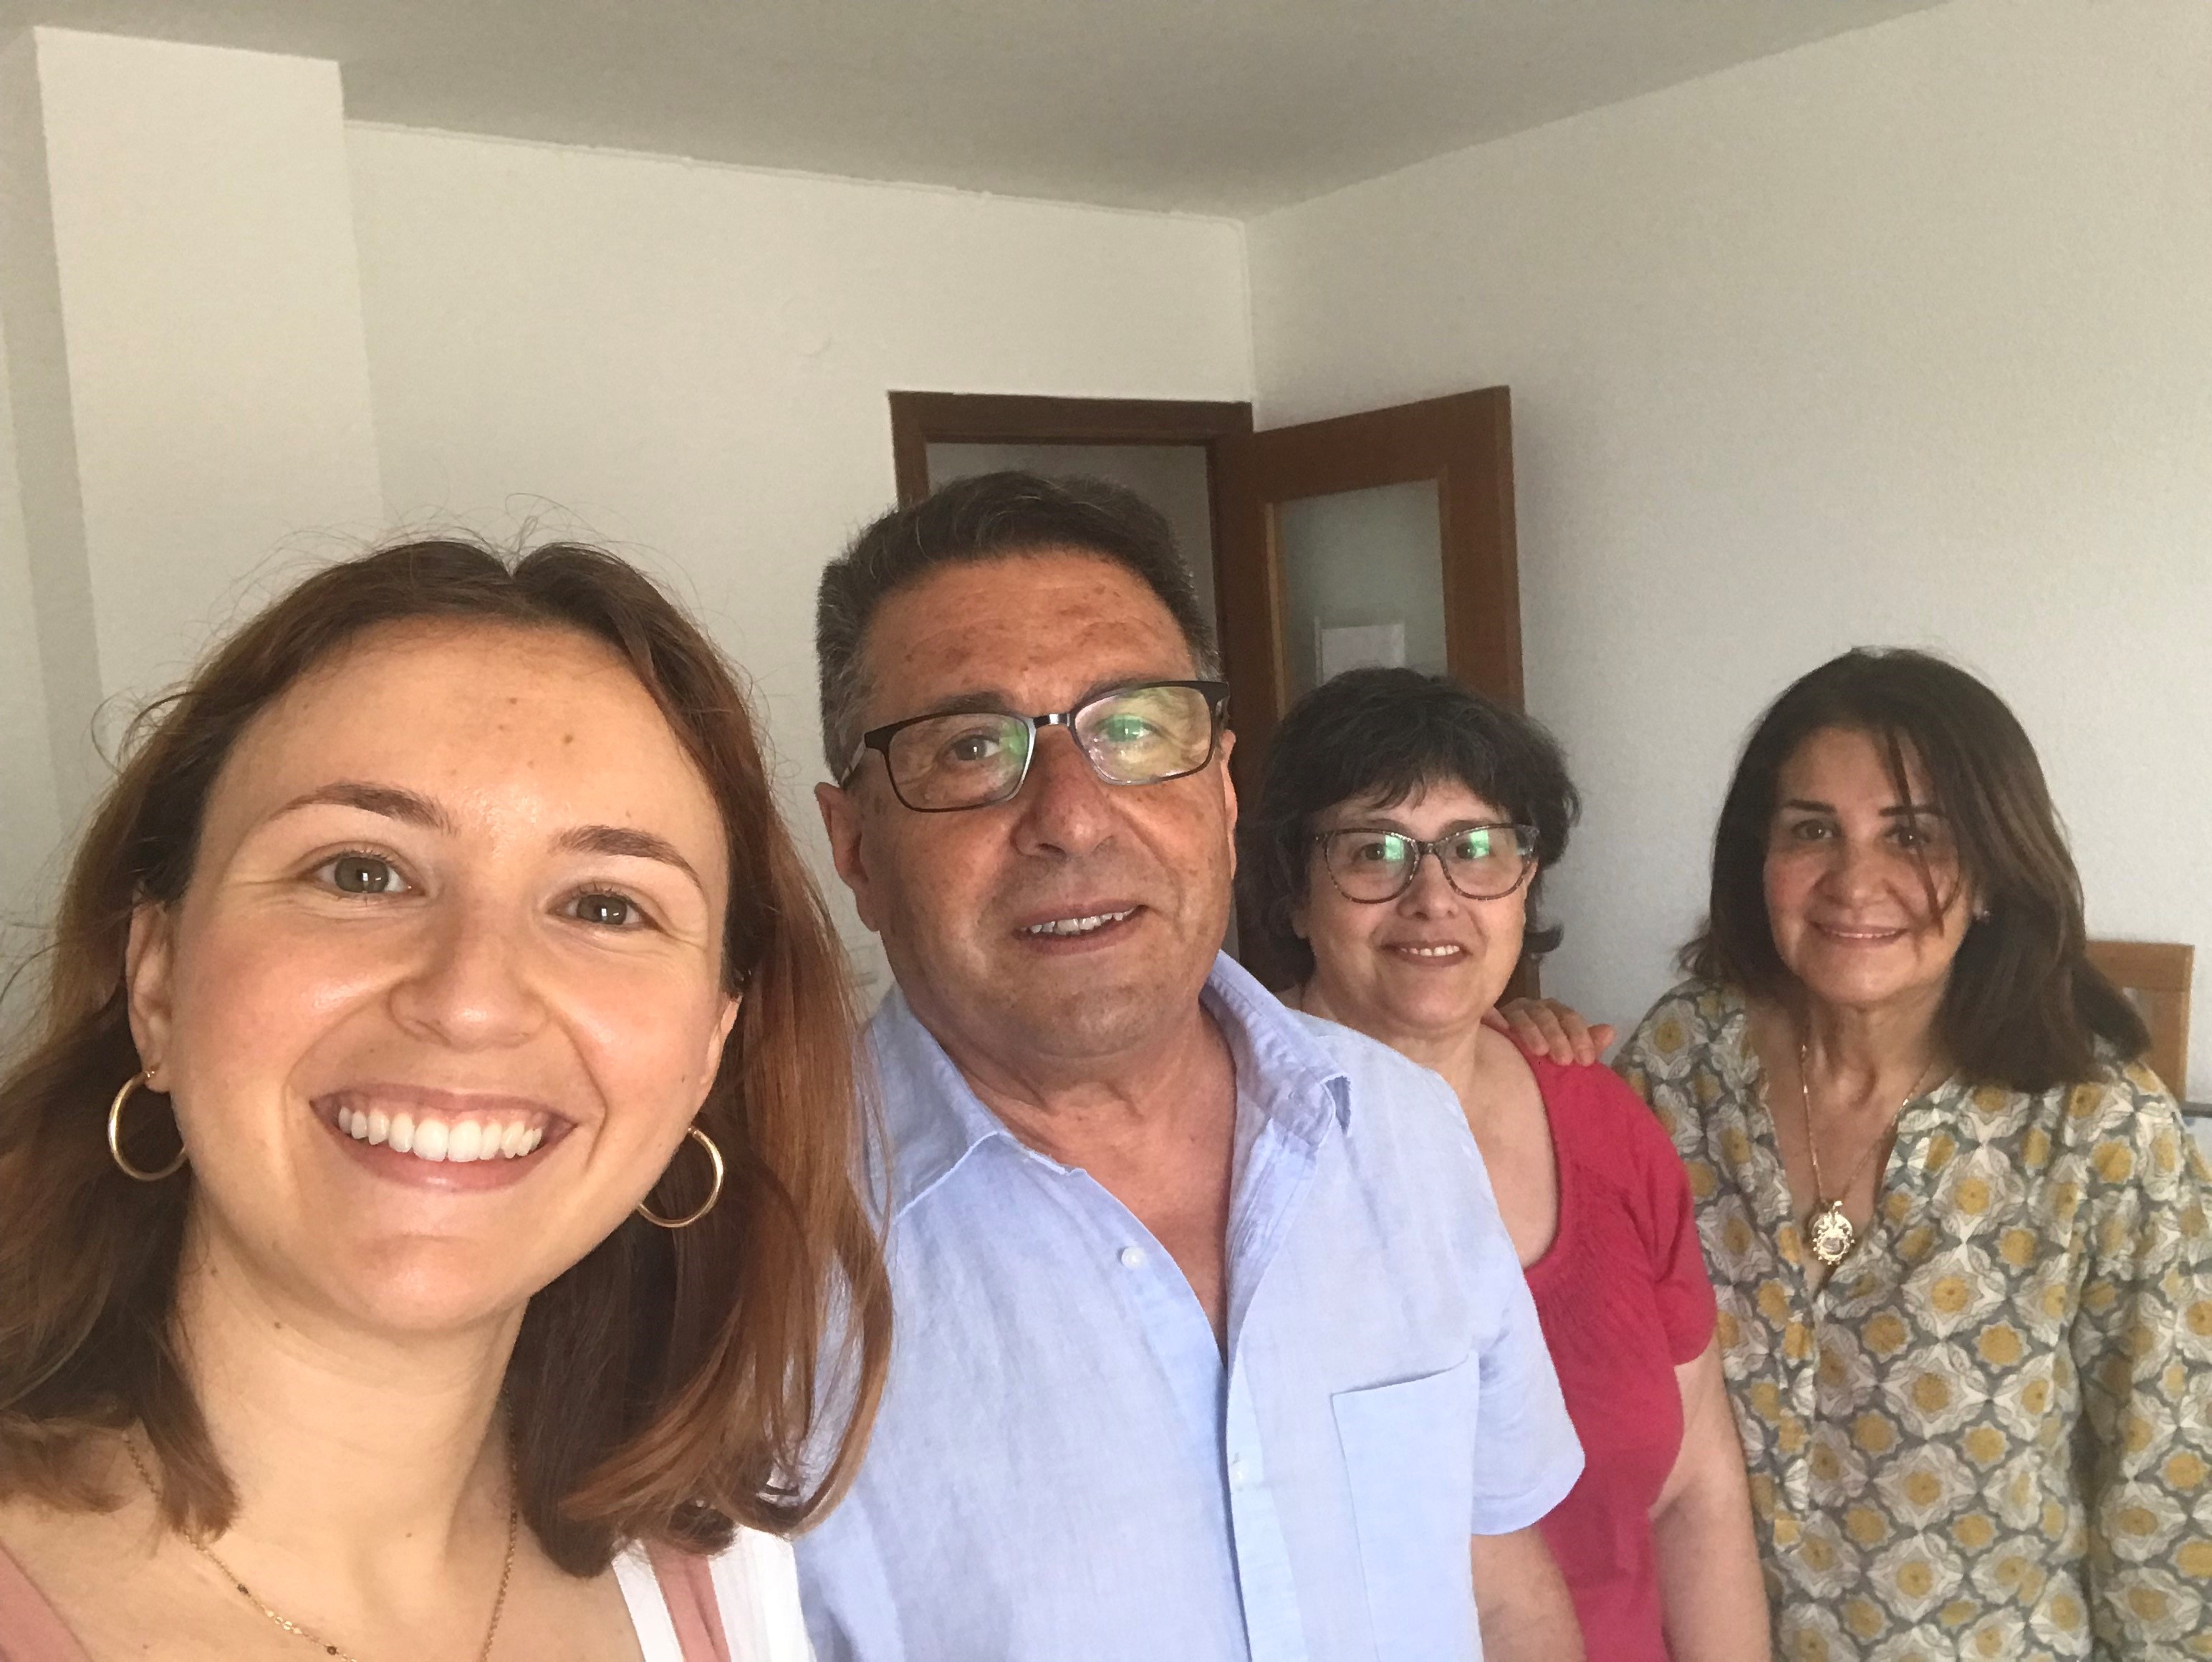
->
<box><xmin>0</xmin><ymin>539</ymin><xmax>888</xmax><ymax>1661</ymax></box>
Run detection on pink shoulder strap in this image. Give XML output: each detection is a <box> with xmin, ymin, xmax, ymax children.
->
<box><xmin>0</xmin><ymin>1537</ymin><xmax>744</xmax><ymax>1662</ymax></box>
<box><xmin>0</xmin><ymin>1544</ymin><xmax>92</xmax><ymax>1662</ymax></box>
<box><xmin>644</xmin><ymin>1542</ymin><xmax>734</xmax><ymax>1662</ymax></box>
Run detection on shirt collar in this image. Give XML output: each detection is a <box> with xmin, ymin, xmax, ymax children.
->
<box><xmin>866</xmin><ymin>951</ymin><xmax>1352</xmax><ymax>1218</ymax></box>
<box><xmin>1200</xmin><ymin>951</ymin><xmax>1352</xmax><ymax>1145</ymax></box>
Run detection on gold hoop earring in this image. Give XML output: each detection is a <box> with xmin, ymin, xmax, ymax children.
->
<box><xmin>635</xmin><ymin>1125</ymin><xmax>724</xmax><ymax>1229</ymax></box>
<box><xmin>107</xmin><ymin>1072</ymin><xmax>187</xmax><ymax>1182</ymax></box>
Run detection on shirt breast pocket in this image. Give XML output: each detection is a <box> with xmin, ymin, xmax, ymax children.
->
<box><xmin>1332</xmin><ymin>1351</ymin><xmax>1481</xmax><ymax>1662</ymax></box>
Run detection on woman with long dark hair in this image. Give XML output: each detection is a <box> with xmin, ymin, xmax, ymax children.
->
<box><xmin>0</xmin><ymin>539</ymin><xmax>889</xmax><ymax>1659</ymax></box>
<box><xmin>1615</xmin><ymin>648</ymin><xmax>2211</xmax><ymax>1660</ymax></box>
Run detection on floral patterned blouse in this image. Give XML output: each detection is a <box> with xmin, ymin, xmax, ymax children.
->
<box><xmin>1615</xmin><ymin>980</ymin><xmax>2212</xmax><ymax>1661</ymax></box>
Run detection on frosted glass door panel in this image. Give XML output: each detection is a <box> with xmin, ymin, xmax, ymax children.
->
<box><xmin>1276</xmin><ymin>481</ymin><xmax>1446</xmax><ymax>701</ymax></box>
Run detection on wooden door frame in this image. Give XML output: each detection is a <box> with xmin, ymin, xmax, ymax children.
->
<box><xmin>888</xmin><ymin>390</ymin><xmax>1251</xmax><ymax>505</ymax></box>
<box><xmin>1227</xmin><ymin>387</ymin><xmax>1521</xmax><ymax>733</ymax></box>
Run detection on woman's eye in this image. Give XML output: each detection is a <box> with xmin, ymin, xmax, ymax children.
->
<box><xmin>569</xmin><ymin>891</ymin><xmax>640</xmax><ymax>928</ymax></box>
<box><xmin>323</xmin><ymin>854</ymin><xmax>406</xmax><ymax>895</ymax></box>
<box><xmin>1787</xmin><ymin>820</ymin><xmax>1832</xmax><ymax>842</ymax></box>
<box><xmin>1351</xmin><ymin>837</ymin><xmax>1405</xmax><ymax>865</ymax></box>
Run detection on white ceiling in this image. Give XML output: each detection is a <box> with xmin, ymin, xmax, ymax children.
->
<box><xmin>4</xmin><ymin>1</ymin><xmax>1947</xmax><ymax>214</ymax></box>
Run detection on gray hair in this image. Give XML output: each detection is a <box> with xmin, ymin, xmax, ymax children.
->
<box><xmin>815</xmin><ymin>471</ymin><xmax>1221</xmax><ymax>776</ymax></box>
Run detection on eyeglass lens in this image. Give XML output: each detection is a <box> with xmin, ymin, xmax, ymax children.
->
<box><xmin>1323</xmin><ymin>827</ymin><xmax>1531</xmax><ymax>901</ymax></box>
<box><xmin>884</xmin><ymin>684</ymin><xmax>1218</xmax><ymax>811</ymax></box>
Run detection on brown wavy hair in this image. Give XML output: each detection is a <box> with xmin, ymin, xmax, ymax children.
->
<box><xmin>0</xmin><ymin>537</ymin><xmax>889</xmax><ymax>1574</ymax></box>
<box><xmin>1684</xmin><ymin>647</ymin><xmax>2145</xmax><ymax>1094</ymax></box>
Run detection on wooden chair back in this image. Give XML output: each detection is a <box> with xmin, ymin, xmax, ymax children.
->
<box><xmin>2085</xmin><ymin>940</ymin><xmax>2193</xmax><ymax>1097</ymax></box>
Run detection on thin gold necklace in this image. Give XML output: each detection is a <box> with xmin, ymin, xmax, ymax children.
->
<box><xmin>125</xmin><ymin>1438</ymin><xmax>519</xmax><ymax>1662</ymax></box>
<box><xmin>1794</xmin><ymin>1039</ymin><xmax>1942</xmax><ymax>1269</ymax></box>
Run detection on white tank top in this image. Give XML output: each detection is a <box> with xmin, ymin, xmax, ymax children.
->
<box><xmin>611</xmin><ymin>1529</ymin><xmax>813</xmax><ymax>1662</ymax></box>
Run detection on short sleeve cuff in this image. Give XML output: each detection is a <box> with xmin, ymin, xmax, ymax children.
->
<box><xmin>1661</xmin><ymin>1279</ymin><xmax>1720</xmax><ymax>1365</ymax></box>
<box><xmin>1471</xmin><ymin>1436</ymin><xmax>1584</xmax><ymax>1537</ymax></box>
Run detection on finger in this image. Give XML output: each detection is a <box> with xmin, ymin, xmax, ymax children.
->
<box><xmin>1489</xmin><ymin>1001</ymin><xmax>1557</xmax><ymax>1058</ymax></box>
<box><xmin>1514</xmin><ymin>1005</ymin><xmax>1576</xmax><ymax>1064</ymax></box>
<box><xmin>1529</xmin><ymin>999</ymin><xmax>1606</xmax><ymax>1065</ymax></box>
<box><xmin>1537</xmin><ymin>1013</ymin><xmax>1580</xmax><ymax>1065</ymax></box>
<box><xmin>1549</xmin><ymin>1009</ymin><xmax>1616</xmax><ymax>1066</ymax></box>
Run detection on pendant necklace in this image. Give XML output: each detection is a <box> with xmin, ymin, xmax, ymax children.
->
<box><xmin>1795</xmin><ymin>1040</ymin><xmax>1941</xmax><ymax>1269</ymax></box>
<box><xmin>125</xmin><ymin>1437</ymin><xmax>519</xmax><ymax>1662</ymax></box>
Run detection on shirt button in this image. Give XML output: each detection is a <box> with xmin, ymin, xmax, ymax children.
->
<box><xmin>1118</xmin><ymin>1246</ymin><xmax>1146</xmax><ymax>1269</ymax></box>
<box><xmin>1228</xmin><ymin>1455</ymin><xmax>1249</xmax><ymax>1489</ymax></box>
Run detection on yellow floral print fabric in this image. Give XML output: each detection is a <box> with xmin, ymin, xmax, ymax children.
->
<box><xmin>1616</xmin><ymin>981</ymin><xmax>2212</xmax><ymax>1661</ymax></box>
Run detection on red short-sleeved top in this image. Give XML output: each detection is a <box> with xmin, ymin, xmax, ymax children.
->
<box><xmin>1519</xmin><ymin>1054</ymin><xmax>1718</xmax><ymax>1662</ymax></box>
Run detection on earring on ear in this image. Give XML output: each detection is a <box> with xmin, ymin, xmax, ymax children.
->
<box><xmin>107</xmin><ymin>1071</ymin><xmax>188</xmax><ymax>1182</ymax></box>
<box><xmin>636</xmin><ymin>1125</ymin><xmax>726</xmax><ymax>1229</ymax></box>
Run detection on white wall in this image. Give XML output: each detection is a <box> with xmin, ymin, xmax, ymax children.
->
<box><xmin>347</xmin><ymin>128</ymin><xmax>1250</xmax><ymax>991</ymax></box>
<box><xmin>0</xmin><ymin>312</ymin><xmax>57</xmax><ymax>1027</ymax></box>
<box><xmin>1248</xmin><ymin>0</ymin><xmax>2212</xmax><ymax>1100</ymax></box>
<box><xmin>0</xmin><ymin>29</ymin><xmax>385</xmax><ymax>1031</ymax></box>
<box><xmin>22</xmin><ymin>32</ymin><xmax>384</xmax><ymax>721</ymax></box>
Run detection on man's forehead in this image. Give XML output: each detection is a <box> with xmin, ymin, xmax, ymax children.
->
<box><xmin>865</xmin><ymin>550</ymin><xmax>1198</xmax><ymax>714</ymax></box>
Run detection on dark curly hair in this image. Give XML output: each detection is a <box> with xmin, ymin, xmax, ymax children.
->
<box><xmin>1237</xmin><ymin>667</ymin><xmax>1579</xmax><ymax>989</ymax></box>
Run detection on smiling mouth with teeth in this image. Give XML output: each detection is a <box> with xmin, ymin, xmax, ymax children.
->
<box><xmin>1393</xmin><ymin>943</ymin><xmax>1466</xmax><ymax>959</ymax></box>
<box><xmin>1022</xmin><ymin>908</ymin><xmax>1136</xmax><ymax>938</ymax></box>
<box><xmin>322</xmin><ymin>1097</ymin><xmax>557</xmax><ymax>1166</ymax></box>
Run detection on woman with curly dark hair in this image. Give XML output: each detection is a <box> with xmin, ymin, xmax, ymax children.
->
<box><xmin>0</xmin><ymin>538</ymin><xmax>888</xmax><ymax>1660</ymax></box>
<box><xmin>1241</xmin><ymin>666</ymin><xmax>1768</xmax><ymax>1662</ymax></box>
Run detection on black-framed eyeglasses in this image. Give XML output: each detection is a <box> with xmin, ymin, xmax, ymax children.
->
<box><xmin>1314</xmin><ymin>823</ymin><xmax>1538</xmax><ymax>903</ymax></box>
<box><xmin>847</xmin><ymin>680</ymin><xmax>1230</xmax><ymax>812</ymax></box>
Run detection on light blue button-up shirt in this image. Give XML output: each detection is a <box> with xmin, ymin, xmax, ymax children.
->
<box><xmin>795</xmin><ymin>954</ymin><xmax>1582</xmax><ymax>1662</ymax></box>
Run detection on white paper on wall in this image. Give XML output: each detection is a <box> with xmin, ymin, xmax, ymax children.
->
<box><xmin>1318</xmin><ymin>620</ymin><xmax>1408</xmax><ymax>683</ymax></box>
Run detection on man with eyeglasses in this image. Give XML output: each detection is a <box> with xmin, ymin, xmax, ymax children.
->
<box><xmin>794</xmin><ymin>471</ymin><xmax>1585</xmax><ymax>1662</ymax></box>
